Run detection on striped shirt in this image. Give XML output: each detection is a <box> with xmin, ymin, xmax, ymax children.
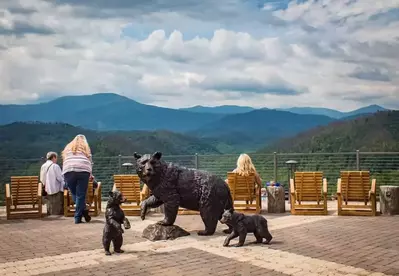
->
<box><xmin>62</xmin><ymin>150</ymin><xmax>92</xmax><ymax>175</ymax></box>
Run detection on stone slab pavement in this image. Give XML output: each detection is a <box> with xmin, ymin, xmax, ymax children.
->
<box><xmin>0</xmin><ymin>202</ymin><xmax>397</xmax><ymax>276</ymax></box>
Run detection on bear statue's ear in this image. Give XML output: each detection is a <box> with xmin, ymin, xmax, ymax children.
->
<box><xmin>108</xmin><ymin>190</ymin><xmax>114</xmax><ymax>197</ymax></box>
<box><xmin>133</xmin><ymin>152</ymin><xmax>141</xmax><ymax>160</ymax></box>
<box><xmin>152</xmin><ymin>151</ymin><xmax>162</xmax><ymax>160</ymax></box>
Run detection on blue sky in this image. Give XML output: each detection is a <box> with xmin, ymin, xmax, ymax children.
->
<box><xmin>0</xmin><ymin>0</ymin><xmax>398</xmax><ymax>111</ymax></box>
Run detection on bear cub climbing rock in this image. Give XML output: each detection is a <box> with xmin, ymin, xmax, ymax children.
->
<box><xmin>102</xmin><ymin>190</ymin><xmax>131</xmax><ymax>256</ymax></box>
<box><xmin>220</xmin><ymin>209</ymin><xmax>273</xmax><ymax>247</ymax></box>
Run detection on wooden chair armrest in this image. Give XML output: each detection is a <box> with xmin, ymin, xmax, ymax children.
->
<box><xmin>37</xmin><ymin>183</ymin><xmax>42</xmax><ymax>197</ymax></box>
<box><xmin>94</xmin><ymin>182</ymin><xmax>101</xmax><ymax>197</ymax></box>
<box><xmin>323</xmin><ymin>178</ymin><xmax>328</xmax><ymax>194</ymax></box>
<box><xmin>289</xmin><ymin>178</ymin><xmax>295</xmax><ymax>194</ymax></box>
<box><xmin>5</xmin><ymin>183</ymin><xmax>11</xmax><ymax>199</ymax></box>
<box><xmin>337</xmin><ymin>178</ymin><xmax>342</xmax><ymax>195</ymax></box>
<box><xmin>63</xmin><ymin>189</ymin><xmax>69</xmax><ymax>197</ymax></box>
<box><xmin>370</xmin><ymin>179</ymin><xmax>376</xmax><ymax>194</ymax></box>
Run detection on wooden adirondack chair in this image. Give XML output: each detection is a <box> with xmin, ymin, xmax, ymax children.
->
<box><xmin>113</xmin><ymin>174</ymin><xmax>149</xmax><ymax>216</ymax></box>
<box><xmin>5</xmin><ymin>176</ymin><xmax>43</xmax><ymax>220</ymax></box>
<box><xmin>64</xmin><ymin>180</ymin><xmax>102</xmax><ymax>217</ymax></box>
<box><xmin>289</xmin><ymin>172</ymin><xmax>328</xmax><ymax>215</ymax></box>
<box><xmin>337</xmin><ymin>171</ymin><xmax>377</xmax><ymax>216</ymax></box>
<box><xmin>227</xmin><ymin>172</ymin><xmax>261</xmax><ymax>214</ymax></box>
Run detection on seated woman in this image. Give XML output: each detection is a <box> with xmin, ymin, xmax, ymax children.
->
<box><xmin>226</xmin><ymin>153</ymin><xmax>262</xmax><ymax>204</ymax></box>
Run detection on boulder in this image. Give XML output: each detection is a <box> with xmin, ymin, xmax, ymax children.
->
<box><xmin>142</xmin><ymin>224</ymin><xmax>190</xmax><ymax>241</ymax></box>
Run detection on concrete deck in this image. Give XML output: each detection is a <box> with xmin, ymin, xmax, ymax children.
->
<box><xmin>0</xmin><ymin>201</ymin><xmax>398</xmax><ymax>276</ymax></box>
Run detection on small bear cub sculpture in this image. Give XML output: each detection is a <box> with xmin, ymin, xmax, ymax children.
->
<box><xmin>102</xmin><ymin>190</ymin><xmax>131</xmax><ymax>256</ymax></box>
<box><xmin>220</xmin><ymin>209</ymin><xmax>272</xmax><ymax>247</ymax></box>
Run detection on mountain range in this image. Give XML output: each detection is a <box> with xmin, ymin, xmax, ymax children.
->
<box><xmin>0</xmin><ymin>93</ymin><xmax>224</xmax><ymax>132</ymax></box>
<box><xmin>0</xmin><ymin>93</ymin><xmax>391</xmax><ymax>153</ymax></box>
<box><xmin>181</xmin><ymin>103</ymin><xmax>388</xmax><ymax>118</ymax></box>
<box><xmin>188</xmin><ymin>109</ymin><xmax>334</xmax><ymax>152</ymax></box>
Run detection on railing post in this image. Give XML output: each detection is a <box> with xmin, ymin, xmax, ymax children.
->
<box><xmin>273</xmin><ymin>152</ymin><xmax>278</xmax><ymax>182</ymax></box>
<box><xmin>118</xmin><ymin>154</ymin><xmax>122</xmax><ymax>173</ymax></box>
<box><xmin>194</xmin><ymin>153</ymin><xmax>199</xmax><ymax>169</ymax></box>
<box><xmin>356</xmin><ymin>150</ymin><xmax>360</xmax><ymax>170</ymax></box>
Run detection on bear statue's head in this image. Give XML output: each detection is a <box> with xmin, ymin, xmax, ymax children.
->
<box><xmin>220</xmin><ymin>208</ymin><xmax>235</xmax><ymax>224</ymax></box>
<box><xmin>107</xmin><ymin>189</ymin><xmax>126</xmax><ymax>207</ymax></box>
<box><xmin>133</xmin><ymin>151</ymin><xmax>163</xmax><ymax>182</ymax></box>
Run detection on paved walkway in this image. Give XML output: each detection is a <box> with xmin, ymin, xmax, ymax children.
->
<box><xmin>0</xmin><ymin>202</ymin><xmax>398</xmax><ymax>276</ymax></box>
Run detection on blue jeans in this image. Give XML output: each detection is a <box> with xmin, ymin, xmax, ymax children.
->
<box><xmin>64</xmin><ymin>171</ymin><xmax>90</xmax><ymax>223</ymax></box>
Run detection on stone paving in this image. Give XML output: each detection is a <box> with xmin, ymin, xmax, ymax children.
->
<box><xmin>0</xmin><ymin>201</ymin><xmax>398</xmax><ymax>276</ymax></box>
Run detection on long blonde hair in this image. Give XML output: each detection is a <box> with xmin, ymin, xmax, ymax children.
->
<box><xmin>234</xmin><ymin>153</ymin><xmax>257</xmax><ymax>176</ymax></box>
<box><xmin>62</xmin><ymin>134</ymin><xmax>91</xmax><ymax>159</ymax></box>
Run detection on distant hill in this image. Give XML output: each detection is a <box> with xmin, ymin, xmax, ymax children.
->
<box><xmin>342</xmin><ymin>104</ymin><xmax>389</xmax><ymax>118</ymax></box>
<box><xmin>278</xmin><ymin>107</ymin><xmax>343</xmax><ymax>118</ymax></box>
<box><xmin>0</xmin><ymin>122</ymin><xmax>221</xmax><ymax>159</ymax></box>
<box><xmin>0</xmin><ymin>93</ymin><xmax>224</xmax><ymax>132</ymax></box>
<box><xmin>280</xmin><ymin>105</ymin><xmax>389</xmax><ymax>119</ymax></box>
<box><xmin>180</xmin><ymin>105</ymin><xmax>255</xmax><ymax>114</ymax></box>
<box><xmin>260</xmin><ymin>110</ymin><xmax>399</xmax><ymax>153</ymax></box>
<box><xmin>188</xmin><ymin>109</ymin><xmax>334</xmax><ymax>152</ymax></box>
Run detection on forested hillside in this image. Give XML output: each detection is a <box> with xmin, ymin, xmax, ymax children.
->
<box><xmin>0</xmin><ymin>122</ymin><xmax>221</xmax><ymax>159</ymax></box>
<box><xmin>261</xmin><ymin>111</ymin><xmax>399</xmax><ymax>153</ymax></box>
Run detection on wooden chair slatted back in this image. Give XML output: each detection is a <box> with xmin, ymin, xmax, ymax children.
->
<box><xmin>11</xmin><ymin>176</ymin><xmax>39</xmax><ymax>207</ymax></box>
<box><xmin>113</xmin><ymin>174</ymin><xmax>141</xmax><ymax>203</ymax></box>
<box><xmin>227</xmin><ymin>172</ymin><xmax>256</xmax><ymax>201</ymax></box>
<box><xmin>294</xmin><ymin>172</ymin><xmax>323</xmax><ymax>203</ymax></box>
<box><xmin>340</xmin><ymin>171</ymin><xmax>370</xmax><ymax>204</ymax></box>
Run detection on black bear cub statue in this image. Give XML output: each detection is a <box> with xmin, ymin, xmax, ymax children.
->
<box><xmin>102</xmin><ymin>190</ymin><xmax>131</xmax><ymax>256</ymax></box>
<box><xmin>220</xmin><ymin>209</ymin><xmax>273</xmax><ymax>247</ymax></box>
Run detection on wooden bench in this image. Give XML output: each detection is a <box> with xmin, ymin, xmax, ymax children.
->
<box><xmin>290</xmin><ymin>172</ymin><xmax>328</xmax><ymax>215</ymax></box>
<box><xmin>337</xmin><ymin>171</ymin><xmax>377</xmax><ymax>216</ymax></box>
<box><xmin>227</xmin><ymin>172</ymin><xmax>261</xmax><ymax>214</ymax></box>
<box><xmin>64</xmin><ymin>180</ymin><xmax>102</xmax><ymax>217</ymax></box>
<box><xmin>5</xmin><ymin>176</ymin><xmax>43</xmax><ymax>220</ymax></box>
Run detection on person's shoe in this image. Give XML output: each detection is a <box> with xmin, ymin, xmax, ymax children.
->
<box><xmin>75</xmin><ymin>218</ymin><xmax>82</xmax><ymax>224</ymax></box>
<box><xmin>83</xmin><ymin>209</ymin><xmax>91</xmax><ymax>223</ymax></box>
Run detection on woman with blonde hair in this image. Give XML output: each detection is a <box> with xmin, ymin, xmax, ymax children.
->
<box><xmin>231</xmin><ymin>153</ymin><xmax>262</xmax><ymax>188</ymax></box>
<box><xmin>226</xmin><ymin>153</ymin><xmax>263</xmax><ymax>206</ymax></box>
<box><xmin>62</xmin><ymin>134</ymin><xmax>93</xmax><ymax>224</ymax></box>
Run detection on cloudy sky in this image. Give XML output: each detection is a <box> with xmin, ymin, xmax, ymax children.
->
<box><xmin>1</xmin><ymin>0</ymin><xmax>398</xmax><ymax>110</ymax></box>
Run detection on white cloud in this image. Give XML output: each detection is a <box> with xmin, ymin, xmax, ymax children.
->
<box><xmin>0</xmin><ymin>0</ymin><xmax>398</xmax><ymax>110</ymax></box>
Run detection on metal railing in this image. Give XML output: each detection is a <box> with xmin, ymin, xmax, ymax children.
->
<box><xmin>1</xmin><ymin>151</ymin><xmax>398</xmax><ymax>204</ymax></box>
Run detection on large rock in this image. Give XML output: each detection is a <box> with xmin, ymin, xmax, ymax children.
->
<box><xmin>142</xmin><ymin>224</ymin><xmax>190</xmax><ymax>241</ymax></box>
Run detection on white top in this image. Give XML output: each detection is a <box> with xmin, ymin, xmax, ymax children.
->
<box><xmin>40</xmin><ymin>160</ymin><xmax>65</xmax><ymax>195</ymax></box>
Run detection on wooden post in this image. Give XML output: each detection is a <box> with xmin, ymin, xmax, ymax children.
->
<box><xmin>267</xmin><ymin>186</ymin><xmax>286</xmax><ymax>213</ymax></box>
<box><xmin>380</xmin><ymin>186</ymin><xmax>399</xmax><ymax>215</ymax></box>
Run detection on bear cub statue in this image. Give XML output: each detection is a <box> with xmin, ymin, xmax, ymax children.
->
<box><xmin>102</xmin><ymin>190</ymin><xmax>131</xmax><ymax>256</ymax></box>
<box><xmin>220</xmin><ymin>209</ymin><xmax>273</xmax><ymax>247</ymax></box>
